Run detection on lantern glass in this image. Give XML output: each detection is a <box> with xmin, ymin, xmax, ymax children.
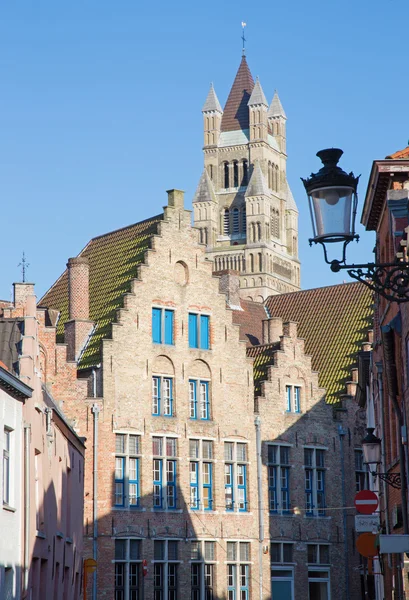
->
<box><xmin>362</xmin><ymin>436</ymin><xmax>381</xmax><ymax>466</ymax></box>
<box><xmin>310</xmin><ymin>185</ymin><xmax>355</xmax><ymax>240</ymax></box>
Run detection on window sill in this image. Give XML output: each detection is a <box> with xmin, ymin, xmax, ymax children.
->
<box><xmin>152</xmin><ymin>342</ymin><xmax>175</xmax><ymax>347</ymax></box>
<box><xmin>269</xmin><ymin>512</ymin><xmax>295</xmax><ymax>517</ymax></box>
<box><xmin>2</xmin><ymin>503</ymin><xmax>16</xmax><ymax>513</ymax></box>
<box><xmin>223</xmin><ymin>511</ymin><xmax>253</xmax><ymax>516</ymax></box>
<box><xmin>150</xmin><ymin>508</ymin><xmax>183</xmax><ymax>513</ymax></box>
<box><xmin>112</xmin><ymin>506</ymin><xmax>146</xmax><ymax>512</ymax></box>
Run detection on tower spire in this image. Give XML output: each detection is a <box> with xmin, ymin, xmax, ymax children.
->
<box><xmin>241</xmin><ymin>22</ymin><xmax>246</xmax><ymax>56</ymax></box>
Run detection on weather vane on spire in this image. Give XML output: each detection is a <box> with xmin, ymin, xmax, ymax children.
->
<box><xmin>241</xmin><ymin>22</ymin><xmax>247</xmax><ymax>56</ymax></box>
<box><xmin>18</xmin><ymin>252</ymin><xmax>29</xmax><ymax>283</ymax></box>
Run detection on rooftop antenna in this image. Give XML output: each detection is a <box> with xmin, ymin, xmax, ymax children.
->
<box><xmin>18</xmin><ymin>251</ymin><xmax>29</xmax><ymax>283</ymax></box>
<box><xmin>241</xmin><ymin>22</ymin><xmax>247</xmax><ymax>56</ymax></box>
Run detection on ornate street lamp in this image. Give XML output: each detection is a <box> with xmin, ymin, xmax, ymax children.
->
<box><xmin>302</xmin><ymin>148</ymin><xmax>409</xmax><ymax>302</ymax></box>
<box><xmin>361</xmin><ymin>427</ymin><xmax>401</xmax><ymax>489</ymax></box>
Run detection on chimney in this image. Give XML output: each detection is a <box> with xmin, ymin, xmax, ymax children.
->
<box><xmin>13</xmin><ymin>282</ymin><xmax>35</xmax><ymax>308</ymax></box>
<box><xmin>64</xmin><ymin>257</ymin><xmax>94</xmax><ymax>361</ymax></box>
<box><xmin>166</xmin><ymin>189</ymin><xmax>185</xmax><ymax>210</ymax></box>
<box><xmin>217</xmin><ymin>270</ymin><xmax>241</xmax><ymax>309</ymax></box>
<box><xmin>262</xmin><ymin>317</ymin><xmax>283</xmax><ymax>344</ymax></box>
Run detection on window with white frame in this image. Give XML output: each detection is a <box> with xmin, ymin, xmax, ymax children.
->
<box><xmin>114</xmin><ymin>538</ymin><xmax>142</xmax><ymax>600</ymax></box>
<box><xmin>153</xmin><ymin>437</ymin><xmax>177</xmax><ymax>510</ymax></box>
<box><xmin>271</xmin><ymin>566</ymin><xmax>294</xmax><ymax>600</ymax></box>
<box><xmin>153</xmin><ymin>540</ymin><xmax>179</xmax><ymax>600</ymax></box>
<box><xmin>152</xmin><ymin>376</ymin><xmax>174</xmax><ymax>417</ymax></box>
<box><xmin>227</xmin><ymin>542</ymin><xmax>251</xmax><ymax>600</ymax></box>
<box><xmin>3</xmin><ymin>428</ymin><xmax>11</xmax><ymax>505</ymax></box>
<box><xmin>285</xmin><ymin>385</ymin><xmax>301</xmax><ymax>413</ymax></box>
<box><xmin>189</xmin><ymin>439</ymin><xmax>214</xmax><ymax>511</ymax></box>
<box><xmin>355</xmin><ymin>449</ymin><xmax>369</xmax><ymax>492</ymax></box>
<box><xmin>268</xmin><ymin>445</ymin><xmax>291</xmax><ymax>514</ymax></box>
<box><xmin>189</xmin><ymin>380</ymin><xmax>210</xmax><ymax>420</ymax></box>
<box><xmin>308</xmin><ymin>568</ymin><xmax>330</xmax><ymax>600</ymax></box>
<box><xmin>270</xmin><ymin>542</ymin><xmax>294</xmax><ymax>564</ymax></box>
<box><xmin>224</xmin><ymin>442</ymin><xmax>248</xmax><ymax>512</ymax></box>
<box><xmin>304</xmin><ymin>448</ymin><xmax>326</xmax><ymax>516</ymax></box>
<box><xmin>115</xmin><ymin>434</ymin><xmax>141</xmax><ymax>508</ymax></box>
<box><xmin>307</xmin><ymin>544</ymin><xmax>330</xmax><ymax>565</ymax></box>
<box><xmin>191</xmin><ymin>540</ymin><xmax>215</xmax><ymax>600</ymax></box>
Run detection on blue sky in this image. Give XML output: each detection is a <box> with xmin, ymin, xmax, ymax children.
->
<box><xmin>0</xmin><ymin>0</ymin><xmax>407</xmax><ymax>301</ymax></box>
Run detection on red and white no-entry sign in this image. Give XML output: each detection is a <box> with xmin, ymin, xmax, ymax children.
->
<box><xmin>354</xmin><ymin>490</ymin><xmax>378</xmax><ymax>515</ymax></box>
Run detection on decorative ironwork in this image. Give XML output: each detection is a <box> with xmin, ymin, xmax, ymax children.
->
<box><xmin>371</xmin><ymin>471</ymin><xmax>402</xmax><ymax>490</ymax></box>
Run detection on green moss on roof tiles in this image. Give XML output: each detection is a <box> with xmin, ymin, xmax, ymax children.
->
<box><xmin>264</xmin><ymin>282</ymin><xmax>373</xmax><ymax>403</ymax></box>
<box><xmin>247</xmin><ymin>343</ymin><xmax>280</xmax><ymax>395</ymax></box>
<box><xmin>40</xmin><ymin>214</ymin><xmax>163</xmax><ymax>369</ymax></box>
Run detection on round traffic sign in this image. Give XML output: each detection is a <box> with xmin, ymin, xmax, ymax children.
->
<box><xmin>354</xmin><ymin>490</ymin><xmax>378</xmax><ymax>515</ymax></box>
<box><xmin>356</xmin><ymin>533</ymin><xmax>378</xmax><ymax>558</ymax></box>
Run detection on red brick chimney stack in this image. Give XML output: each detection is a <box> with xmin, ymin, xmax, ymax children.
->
<box><xmin>67</xmin><ymin>257</ymin><xmax>90</xmax><ymax>320</ymax></box>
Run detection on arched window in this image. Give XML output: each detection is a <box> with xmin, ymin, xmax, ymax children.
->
<box><xmin>250</xmin><ymin>254</ymin><xmax>254</xmax><ymax>273</ymax></box>
<box><xmin>208</xmin><ymin>164</ymin><xmax>213</xmax><ymax>180</ymax></box>
<box><xmin>275</xmin><ymin>165</ymin><xmax>279</xmax><ymax>192</ymax></box>
<box><xmin>258</xmin><ymin>253</ymin><xmax>262</xmax><ymax>272</ymax></box>
<box><xmin>233</xmin><ymin>161</ymin><xmax>239</xmax><ymax>187</ymax></box>
<box><xmin>224</xmin><ymin>163</ymin><xmax>230</xmax><ymax>189</ymax></box>
<box><xmin>223</xmin><ymin>209</ymin><xmax>229</xmax><ymax>235</ymax></box>
<box><xmin>233</xmin><ymin>208</ymin><xmax>239</xmax><ymax>233</ymax></box>
<box><xmin>257</xmin><ymin>222</ymin><xmax>262</xmax><ymax>241</ymax></box>
<box><xmin>242</xmin><ymin>160</ymin><xmax>248</xmax><ymax>186</ymax></box>
<box><xmin>251</xmin><ymin>223</ymin><xmax>255</xmax><ymax>243</ymax></box>
<box><xmin>242</xmin><ymin>207</ymin><xmax>247</xmax><ymax>234</ymax></box>
<box><xmin>204</xmin><ymin>228</ymin><xmax>208</xmax><ymax>245</ymax></box>
<box><xmin>271</xmin><ymin>208</ymin><xmax>280</xmax><ymax>239</ymax></box>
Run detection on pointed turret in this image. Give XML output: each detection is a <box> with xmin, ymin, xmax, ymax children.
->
<box><xmin>245</xmin><ymin>162</ymin><xmax>270</xmax><ymax>197</ymax></box>
<box><xmin>268</xmin><ymin>91</ymin><xmax>287</xmax><ymax>153</ymax></box>
<box><xmin>202</xmin><ymin>83</ymin><xmax>223</xmax><ymax>114</ymax></box>
<box><xmin>221</xmin><ymin>56</ymin><xmax>254</xmax><ymax>132</ymax></box>
<box><xmin>193</xmin><ymin>169</ymin><xmax>217</xmax><ymax>204</ymax></box>
<box><xmin>248</xmin><ymin>77</ymin><xmax>268</xmax><ymax>107</ymax></box>
<box><xmin>202</xmin><ymin>83</ymin><xmax>223</xmax><ymax>147</ymax></box>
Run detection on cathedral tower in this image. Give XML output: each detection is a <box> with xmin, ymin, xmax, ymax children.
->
<box><xmin>193</xmin><ymin>56</ymin><xmax>300</xmax><ymax>301</ymax></box>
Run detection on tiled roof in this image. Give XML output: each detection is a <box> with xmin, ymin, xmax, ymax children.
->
<box><xmin>193</xmin><ymin>169</ymin><xmax>217</xmax><ymax>204</ymax></box>
<box><xmin>386</xmin><ymin>146</ymin><xmax>409</xmax><ymax>159</ymax></box>
<box><xmin>264</xmin><ymin>282</ymin><xmax>373</xmax><ymax>403</ymax></box>
<box><xmin>219</xmin><ymin>129</ymin><xmax>250</xmax><ymax>147</ymax></box>
<box><xmin>246</xmin><ymin>342</ymin><xmax>280</xmax><ymax>395</ymax></box>
<box><xmin>248</xmin><ymin>77</ymin><xmax>268</xmax><ymax>107</ymax></box>
<box><xmin>0</xmin><ymin>319</ymin><xmax>23</xmax><ymax>375</ymax></box>
<box><xmin>39</xmin><ymin>215</ymin><xmax>163</xmax><ymax>369</ymax></box>
<box><xmin>221</xmin><ymin>56</ymin><xmax>254</xmax><ymax>133</ymax></box>
<box><xmin>232</xmin><ymin>300</ymin><xmax>267</xmax><ymax>347</ymax></box>
<box><xmin>202</xmin><ymin>83</ymin><xmax>223</xmax><ymax>113</ymax></box>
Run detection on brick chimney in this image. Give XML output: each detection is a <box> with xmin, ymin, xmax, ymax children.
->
<box><xmin>64</xmin><ymin>257</ymin><xmax>94</xmax><ymax>361</ymax></box>
<box><xmin>13</xmin><ymin>282</ymin><xmax>35</xmax><ymax>308</ymax></box>
<box><xmin>262</xmin><ymin>317</ymin><xmax>283</xmax><ymax>344</ymax></box>
<box><xmin>217</xmin><ymin>270</ymin><xmax>241</xmax><ymax>309</ymax></box>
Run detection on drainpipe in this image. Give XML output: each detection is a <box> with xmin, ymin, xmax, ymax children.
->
<box><xmin>23</xmin><ymin>424</ymin><xmax>31</xmax><ymax>592</ymax></box>
<box><xmin>254</xmin><ymin>416</ymin><xmax>264</xmax><ymax>600</ymax></box>
<box><xmin>338</xmin><ymin>425</ymin><xmax>350</xmax><ymax>600</ymax></box>
<box><xmin>91</xmin><ymin>404</ymin><xmax>100</xmax><ymax>600</ymax></box>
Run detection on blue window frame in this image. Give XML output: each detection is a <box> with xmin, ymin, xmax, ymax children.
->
<box><xmin>189</xmin><ymin>380</ymin><xmax>210</xmax><ymax>420</ymax></box>
<box><xmin>294</xmin><ymin>386</ymin><xmax>301</xmax><ymax>413</ymax></box>
<box><xmin>152</xmin><ymin>376</ymin><xmax>173</xmax><ymax>417</ymax></box>
<box><xmin>227</xmin><ymin>564</ymin><xmax>236</xmax><ymax>600</ymax></box>
<box><xmin>203</xmin><ymin>462</ymin><xmax>213</xmax><ymax>511</ymax></box>
<box><xmin>152</xmin><ymin>308</ymin><xmax>174</xmax><ymax>345</ymax></box>
<box><xmin>225</xmin><ymin>464</ymin><xmax>234</xmax><ymax>511</ymax></box>
<box><xmin>237</xmin><ymin>464</ymin><xmax>247</xmax><ymax>512</ymax></box>
<box><xmin>286</xmin><ymin>385</ymin><xmax>291</xmax><ymax>412</ymax></box>
<box><xmin>190</xmin><ymin>461</ymin><xmax>199</xmax><ymax>510</ymax></box>
<box><xmin>286</xmin><ymin>385</ymin><xmax>302</xmax><ymax>413</ymax></box>
<box><xmin>304</xmin><ymin>448</ymin><xmax>326</xmax><ymax>516</ymax></box>
<box><xmin>239</xmin><ymin>565</ymin><xmax>249</xmax><ymax>600</ymax></box>
<box><xmin>317</xmin><ymin>469</ymin><xmax>326</xmax><ymax>516</ymax></box>
<box><xmin>128</xmin><ymin>457</ymin><xmax>139</xmax><ymax>507</ymax></box>
<box><xmin>153</xmin><ymin>459</ymin><xmax>163</xmax><ymax>508</ymax></box>
<box><xmin>115</xmin><ymin>456</ymin><xmax>125</xmax><ymax>507</ymax></box>
<box><xmin>305</xmin><ymin>468</ymin><xmax>313</xmax><ymax>515</ymax></box>
<box><xmin>268</xmin><ymin>466</ymin><xmax>278</xmax><ymax>512</ymax></box>
<box><xmin>189</xmin><ymin>313</ymin><xmax>210</xmax><ymax>349</ymax></box>
<box><xmin>167</xmin><ymin>460</ymin><xmax>177</xmax><ymax>509</ymax></box>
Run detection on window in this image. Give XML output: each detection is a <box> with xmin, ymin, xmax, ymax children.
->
<box><xmin>304</xmin><ymin>448</ymin><xmax>326</xmax><ymax>516</ymax></box>
<box><xmin>233</xmin><ymin>162</ymin><xmax>239</xmax><ymax>187</ymax></box>
<box><xmin>3</xmin><ymin>428</ymin><xmax>11</xmax><ymax>505</ymax></box>
<box><xmin>271</xmin><ymin>542</ymin><xmax>293</xmax><ymax>563</ymax></box>
<box><xmin>189</xmin><ymin>440</ymin><xmax>213</xmax><ymax>511</ymax></box>
<box><xmin>152</xmin><ymin>308</ymin><xmax>174</xmax><ymax>345</ymax></box>
<box><xmin>152</xmin><ymin>376</ymin><xmax>174</xmax><ymax>417</ymax></box>
<box><xmin>114</xmin><ymin>539</ymin><xmax>142</xmax><ymax>600</ymax></box>
<box><xmin>355</xmin><ymin>449</ymin><xmax>369</xmax><ymax>492</ymax></box>
<box><xmin>308</xmin><ymin>568</ymin><xmax>330</xmax><ymax>600</ymax></box>
<box><xmin>224</xmin><ymin>442</ymin><xmax>248</xmax><ymax>512</ymax></box>
<box><xmin>307</xmin><ymin>544</ymin><xmax>330</xmax><ymax>565</ymax></box>
<box><xmin>153</xmin><ymin>540</ymin><xmax>179</xmax><ymax>600</ymax></box>
<box><xmin>188</xmin><ymin>314</ymin><xmax>210</xmax><ymax>350</ymax></box>
<box><xmin>285</xmin><ymin>385</ymin><xmax>301</xmax><ymax>413</ymax></box>
<box><xmin>268</xmin><ymin>445</ymin><xmax>290</xmax><ymax>514</ymax></box>
<box><xmin>242</xmin><ymin>160</ymin><xmax>248</xmax><ymax>186</ymax></box>
<box><xmin>223</xmin><ymin>208</ymin><xmax>230</xmax><ymax>235</ymax></box>
<box><xmin>189</xmin><ymin>380</ymin><xmax>210</xmax><ymax>420</ymax></box>
<box><xmin>233</xmin><ymin>208</ymin><xmax>239</xmax><ymax>233</ymax></box>
<box><xmin>224</xmin><ymin>163</ymin><xmax>230</xmax><ymax>189</ymax></box>
<box><xmin>227</xmin><ymin>542</ymin><xmax>250</xmax><ymax>600</ymax></box>
<box><xmin>191</xmin><ymin>541</ymin><xmax>215</xmax><ymax>600</ymax></box>
<box><xmin>153</xmin><ymin>437</ymin><xmax>177</xmax><ymax>510</ymax></box>
<box><xmin>271</xmin><ymin>567</ymin><xmax>294</xmax><ymax>600</ymax></box>
<box><xmin>115</xmin><ymin>434</ymin><xmax>141</xmax><ymax>508</ymax></box>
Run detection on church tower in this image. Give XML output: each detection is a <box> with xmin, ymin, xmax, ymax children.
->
<box><xmin>193</xmin><ymin>56</ymin><xmax>300</xmax><ymax>302</ymax></box>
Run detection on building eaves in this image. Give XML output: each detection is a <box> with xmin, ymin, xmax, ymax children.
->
<box><xmin>0</xmin><ymin>364</ymin><xmax>32</xmax><ymax>400</ymax></box>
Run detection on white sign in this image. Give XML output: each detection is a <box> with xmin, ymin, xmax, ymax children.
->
<box><xmin>379</xmin><ymin>535</ymin><xmax>409</xmax><ymax>554</ymax></box>
<box><xmin>355</xmin><ymin>514</ymin><xmax>380</xmax><ymax>533</ymax></box>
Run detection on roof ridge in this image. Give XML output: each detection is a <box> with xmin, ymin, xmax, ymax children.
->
<box><xmin>89</xmin><ymin>213</ymin><xmax>163</xmax><ymax>243</ymax></box>
<box><xmin>265</xmin><ymin>280</ymin><xmax>366</xmax><ymax>302</ymax></box>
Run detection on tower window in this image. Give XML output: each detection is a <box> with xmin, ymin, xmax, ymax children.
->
<box><xmin>224</xmin><ymin>163</ymin><xmax>230</xmax><ymax>189</ymax></box>
<box><xmin>233</xmin><ymin>162</ymin><xmax>239</xmax><ymax>188</ymax></box>
<box><xmin>223</xmin><ymin>209</ymin><xmax>230</xmax><ymax>235</ymax></box>
<box><xmin>233</xmin><ymin>208</ymin><xmax>239</xmax><ymax>234</ymax></box>
<box><xmin>242</xmin><ymin>161</ymin><xmax>248</xmax><ymax>186</ymax></box>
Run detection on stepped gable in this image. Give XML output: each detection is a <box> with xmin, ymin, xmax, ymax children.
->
<box><xmin>221</xmin><ymin>56</ymin><xmax>255</xmax><ymax>132</ymax></box>
<box><xmin>39</xmin><ymin>214</ymin><xmax>163</xmax><ymax>369</ymax></box>
<box><xmin>247</xmin><ymin>342</ymin><xmax>281</xmax><ymax>395</ymax></box>
<box><xmin>264</xmin><ymin>282</ymin><xmax>373</xmax><ymax>403</ymax></box>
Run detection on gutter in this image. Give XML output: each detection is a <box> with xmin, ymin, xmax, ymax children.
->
<box><xmin>254</xmin><ymin>416</ymin><xmax>264</xmax><ymax>600</ymax></box>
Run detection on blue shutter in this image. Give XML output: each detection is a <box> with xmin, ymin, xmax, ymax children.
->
<box><xmin>200</xmin><ymin>315</ymin><xmax>209</xmax><ymax>349</ymax></box>
<box><xmin>152</xmin><ymin>308</ymin><xmax>162</xmax><ymax>344</ymax></box>
<box><xmin>164</xmin><ymin>310</ymin><xmax>174</xmax><ymax>345</ymax></box>
<box><xmin>189</xmin><ymin>313</ymin><xmax>198</xmax><ymax>348</ymax></box>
